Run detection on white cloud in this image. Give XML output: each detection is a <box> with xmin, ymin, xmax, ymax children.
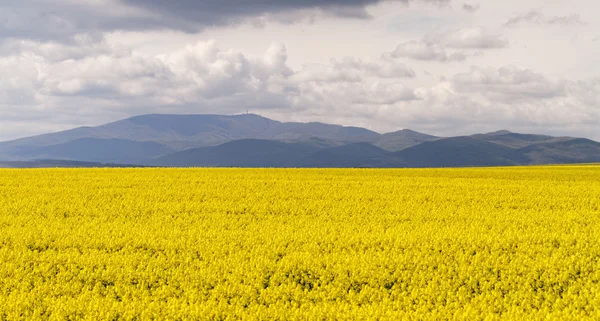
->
<box><xmin>429</xmin><ymin>27</ymin><xmax>508</xmax><ymax>49</ymax></box>
<box><xmin>0</xmin><ymin>56</ymin><xmax>43</xmax><ymax>107</ymax></box>
<box><xmin>294</xmin><ymin>56</ymin><xmax>415</xmax><ymax>83</ymax></box>
<box><xmin>390</xmin><ymin>40</ymin><xmax>466</xmax><ymax>62</ymax></box>
<box><xmin>451</xmin><ymin>66</ymin><xmax>566</xmax><ymax>102</ymax></box>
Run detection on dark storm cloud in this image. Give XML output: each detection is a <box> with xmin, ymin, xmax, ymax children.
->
<box><xmin>0</xmin><ymin>0</ymin><xmax>156</xmax><ymax>42</ymax></box>
<box><xmin>119</xmin><ymin>0</ymin><xmax>451</xmax><ymax>30</ymax></box>
<box><xmin>122</xmin><ymin>0</ymin><xmax>446</xmax><ymax>20</ymax></box>
<box><xmin>0</xmin><ymin>0</ymin><xmax>450</xmax><ymax>42</ymax></box>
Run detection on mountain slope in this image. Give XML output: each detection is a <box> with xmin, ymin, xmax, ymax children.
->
<box><xmin>295</xmin><ymin>142</ymin><xmax>391</xmax><ymax>167</ymax></box>
<box><xmin>473</xmin><ymin>131</ymin><xmax>572</xmax><ymax>148</ymax></box>
<box><xmin>510</xmin><ymin>138</ymin><xmax>600</xmax><ymax>165</ymax></box>
<box><xmin>394</xmin><ymin>136</ymin><xmax>518</xmax><ymax>167</ymax></box>
<box><xmin>19</xmin><ymin>138</ymin><xmax>173</xmax><ymax>164</ymax></box>
<box><xmin>0</xmin><ymin>114</ymin><xmax>280</xmax><ymax>155</ymax></box>
<box><xmin>375</xmin><ymin>129</ymin><xmax>439</xmax><ymax>151</ymax></box>
<box><xmin>153</xmin><ymin>141</ymin><xmax>396</xmax><ymax>168</ymax></box>
<box><xmin>151</xmin><ymin>139</ymin><xmax>323</xmax><ymax>167</ymax></box>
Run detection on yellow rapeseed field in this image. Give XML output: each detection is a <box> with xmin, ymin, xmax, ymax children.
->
<box><xmin>0</xmin><ymin>166</ymin><xmax>599</xmax><ymax>320</ymax></box>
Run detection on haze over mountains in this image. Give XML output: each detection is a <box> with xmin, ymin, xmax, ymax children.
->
<box><xmin>0</xmin><ymin>114</ymin><xmax>599</xmax><ymax>168</ymax></box>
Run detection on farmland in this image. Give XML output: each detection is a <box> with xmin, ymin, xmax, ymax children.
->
<box><xmin>0</xmin><ymin>167</ymin><xmax>599</xmax><ymax>320</ymax></box>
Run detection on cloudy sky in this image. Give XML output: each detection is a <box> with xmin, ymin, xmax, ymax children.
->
<box><xmin>0</xmin><ymin>0</ymin><xmax>598</xmax><ymax>141</ymax></box>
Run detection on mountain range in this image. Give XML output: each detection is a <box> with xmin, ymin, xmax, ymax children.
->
<box><xmin>1</xmin><ymin>113</ymin><xmax>599</xmax><ymax>168</ymax></box>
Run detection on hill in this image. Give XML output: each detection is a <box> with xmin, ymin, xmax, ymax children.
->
<box><xmin>19</xmin><ymin>138</ymin><xmax>173</xmax><ymax>164</ymax></box>
<box><xmin>473</xmin><ymin>131</ymin><xmax>570</xmax><ymax>148</ymax></box>
<box><xmin>510</xmin><ymin>138</ymin><xmax>600</xmax><ymax>165</ymax></box>
<box><xmin>375</xmin><ymin>129</ymin><xmax>439</xmax><ymax>151</ymax></box>
<box><xmin>393</xmin><ymin>136</ymin><xmax>518</xmax><ymax>167</ymax></box>
<box><xmin>295</xmin><ymin>142</ymin><xmax>391</xmax><ymax>167</ymax></box>
<box><xmin>151</xmin><ymin>139</ymin><xmax>323</xmax><ymax>167</ymax></box>
<box><xmin>152</xmin><ymin>140</ymin><xmax>396</xmax><ymax>168</ymax></box>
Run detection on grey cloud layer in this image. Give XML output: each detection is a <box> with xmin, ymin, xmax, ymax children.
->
<box><xmin>462</xmin><ymin>4</ymin><xmax>479</xmax><ymax>13</ymax></box>
<box><xmin>120</xmin><ymin>0</ymin><xmax>450</xmax><ymax>21</ymax></box>
<box><xmin>0</xmin><ymin>0</ymin><xmax>450</xmax><ymax>42</ymax></box>
<box><xmin>0</xmin><ymin>0</ymin><xmax>159</xmax><ymax>42</ymax></box>
<box><xmin>122</xmin><ymin>0</ymin><xmax>384</xmax><ymax>21</ymax></box>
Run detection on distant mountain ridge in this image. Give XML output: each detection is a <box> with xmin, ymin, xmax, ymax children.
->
<box><xmin>0</xmin><ymin>113</ymin><xmax>429</xmax><ymax>163</ymax></box>
<box><xmin>0</xmin><ymin>114</ymin><xmax>379</xmax><ymax>154</ymax></box>
<box><xmin>0</xmin><ymin>113</ymin><xmax>598</xmax><ymax>167</ymax></box>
